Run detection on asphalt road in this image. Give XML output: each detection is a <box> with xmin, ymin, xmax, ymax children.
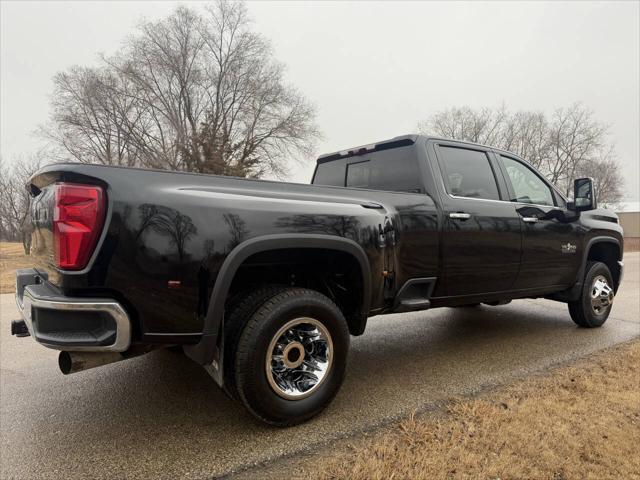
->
<box><xmin>1</xmin><ymin>253</ymin><xmax>639</xmax><ymax>479</ymax></box>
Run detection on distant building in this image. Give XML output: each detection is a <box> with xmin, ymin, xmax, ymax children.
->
<box><xmin>617</xmin><ymin>211</ymin><xmax>640</xmax><ymax>239</ymax></box>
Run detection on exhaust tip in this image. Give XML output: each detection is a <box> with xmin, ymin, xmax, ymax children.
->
<box><xmin>58</xmin><ymin>351</ymin><xmax>73</xmax><ymax>375</ymax></box>
<box><xmin>57</xmin><ymin>351</ymin><xmax>141</xmax><ymax>375</ymax></box>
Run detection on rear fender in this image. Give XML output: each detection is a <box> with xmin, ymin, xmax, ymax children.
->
<box><xmin>184</xmin><ymin>234</ymin><xmax>371</xmax><ymax>385</ymax></box>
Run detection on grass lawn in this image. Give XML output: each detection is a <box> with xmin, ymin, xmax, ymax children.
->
<box><xmin>0</xmin><ymin>242</ymin><xmax>33</xmax><ymax>294</ymax></box>
<box><xmin>256</xmin><ymin>341</ymin><xmax>640</xmax><ymax>480</ymax></box>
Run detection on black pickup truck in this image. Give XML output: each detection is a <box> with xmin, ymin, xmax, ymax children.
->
<box><xmin>14</xmin><ymin>135</ymin><xmax>624</xmax><ymax>425</ymax></box>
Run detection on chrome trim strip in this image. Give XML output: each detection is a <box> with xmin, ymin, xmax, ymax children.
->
<box><xmin>448</xmin><ymin>193</ymin><xmax>562</xmax><ymax>210</ymax></box>
<box><xmin>431</xmin><ymin>141</ymin><xmax>565</xmax><ymax>210</ymax></box>
<box><xmin>15</xmin><ymin>286</ymin><xmax>131</xmax><ymax>352</ymax></box>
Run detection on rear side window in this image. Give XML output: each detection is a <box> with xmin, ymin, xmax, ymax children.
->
<box><xmin>313</xmin><ymin>146</ymin><xmax>423</xmax><ymax>193</ymax></box>
<box><xmin>437</xmin><ymin>146</ymin><xmax>500</xmax><ymax>201</ymax></box>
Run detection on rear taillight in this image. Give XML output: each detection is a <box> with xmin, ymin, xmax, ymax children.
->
<box><xmin>53</xmin><ymin>182</ymin><xmax>106</xmax><ymax>271</ymax></box>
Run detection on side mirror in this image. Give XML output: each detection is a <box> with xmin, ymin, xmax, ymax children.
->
<box><xmin>572</xmin><ymin>177</ymin><xmax>597</xmax><ymax>211</ymax></box>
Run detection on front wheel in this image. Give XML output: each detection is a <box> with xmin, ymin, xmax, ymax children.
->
<box><xmin>233</xmin><ymin>288</ymin><xmax>349</xmax><ymax>426</ymax></box>
<box><xmin>568</xmin><ymin>261</ymin><xmax>615</xmax><ymax>328</ymax></box>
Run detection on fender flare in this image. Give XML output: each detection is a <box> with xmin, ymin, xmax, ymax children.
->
<box><xmin>578</xmin><ymin>236</ymin><xmax>621</xmax><ymax>281</ymax></box>
<box><xmin>557</xmin><ymin>236</ymin><xmax>622</xmax><ymax>302</ymax></box>
<box><xmin>184</xmin><ymin>234</ymin><xmax>372</xmax><ymax>374</ymax></box>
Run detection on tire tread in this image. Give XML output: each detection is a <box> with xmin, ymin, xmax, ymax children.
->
<box><xmin>568</xmin><ymin>261</ymin><xmax>613</xmax><ymax>328</ymax></box>
<box><xmin>234</xmin><ymin>287</ymin><xmax>348</xmax><ymax>426</ymax></box>
<box><xmin>222</xmin><ymin>285</ymin><xmax>289</xmax><ymax>399</ymax></box>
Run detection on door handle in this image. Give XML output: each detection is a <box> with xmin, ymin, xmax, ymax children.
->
<box><xmin>361</xmin><ymin>202</ymin><xmax>384</xmax><ymax>209</ymax></box>
<box><xmin>522</xmin><ymin>217</ymin><xmax>539</xmax><ymax>223</ymax></box>
<box><xmin>449</xmin><ymin>212</ymin><xmax>471</xmax><ymax>220</ymax></box>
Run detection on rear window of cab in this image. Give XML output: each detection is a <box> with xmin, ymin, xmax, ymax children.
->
<box><xmin>312</xmin><ymin>146</ymin><xmax>423</xmax><ymax>193</ymax></box>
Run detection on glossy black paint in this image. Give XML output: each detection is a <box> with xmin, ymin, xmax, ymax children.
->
<box><xmin>27</xmin><ymin>135</ymin><xmax>624</xmax><ymax>368</ymax></box>
<box><xmin>431</xmin><ymin>141</ymin><xmax>522</xmax><ymax>295</ymax></box>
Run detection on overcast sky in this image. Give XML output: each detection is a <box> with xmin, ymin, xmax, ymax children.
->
<box><xmin>1</xmin><ymin>1</ymin><xmax>638</xmax><ymax>200</ymax></box>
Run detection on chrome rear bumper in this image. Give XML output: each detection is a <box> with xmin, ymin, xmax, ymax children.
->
<box><xmin>15</xmin><ymin>269</ymin><xmax>131</xmax><ymax>352</ymax></box>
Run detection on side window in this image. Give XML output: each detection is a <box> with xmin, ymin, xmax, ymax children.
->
<box><xmin>438</xmin><ymin>146</ymin><xmax>500</xmax><ymax>200</ymax></box>
<box><xmin>500</xmin><ymin>156</ymin><xmax>555</xmax><ymax>206</ymax></box>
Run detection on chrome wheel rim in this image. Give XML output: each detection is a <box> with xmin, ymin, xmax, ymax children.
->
<box><xmin>591</xmin><ymin>275</ymin><xmax>614</xmax><ymax>315</ymax></box>
<box><xmin>265</xmin><ymin>317</ymin><xmax>333</xmax><ymax>400</ymax></box>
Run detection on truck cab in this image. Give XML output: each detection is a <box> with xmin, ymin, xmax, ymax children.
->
<box><xmin>312</xmin><ymin>135</ymin><xmax>622</xmax><ymax>305</ymax></box>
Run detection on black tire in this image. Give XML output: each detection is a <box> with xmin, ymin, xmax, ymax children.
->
<box><xmin>233</xmin><ymin>287</ymin><xmax>349</xmax><ymax>426</ymax></box>
<box><xmin>222</xmin><ymin>285</ymin><xmax>289</xmax><ymax>400</ymax></box>
<box><xmin>453</xmin><ymin>303</ymin><xmax>481</xmax><ymax>308</ymax></box>
<box><xmin>568</xmin><ymin>261</ymin><xmax>615</xmax><ymax>328</ymax></box>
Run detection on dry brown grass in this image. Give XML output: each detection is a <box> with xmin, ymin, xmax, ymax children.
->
<box><xmin>310</xmin><ymin>341</ymin><xmax>640</xmax><ymax>480</ymax></box>
<box><xmin>0</xmin><ymin>242</ymin><xmax>33</xmax><ymax>293</ymax></box>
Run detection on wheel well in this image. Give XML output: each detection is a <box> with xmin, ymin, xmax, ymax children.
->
<box><xmin>227</xmin><ymin>248</ymin><xmax>365</xmax><ymax>334</ymax></box>
<box><xmin>587</xmin><ymin>241</ymin><xmax>621</xmax><ymax>290</ymax></box>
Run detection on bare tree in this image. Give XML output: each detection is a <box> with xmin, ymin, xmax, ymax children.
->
<box><xmin>0</xmin><ymin>154</ymin><xmax>44</xmax><ymax>252</ymax></box>
<box><xmin>43</xmin><ymin>1</ymin><xmax>320</xmax><ymax>178</ymax></box>
<box><xmin>545</xmin><ymin>104</ymin><xmax>610</xmax><ymax>195</ymax></box>
<box><xmin>574</xmin><ymin>150</ymin><xmax>623</xmax><ymax>206</ymax></box>
<box><xmin>419</xmin><ymin>103</ymin><xmax>623</xmax><ymax>205</ymax></box>
<box><xmin>222</xmin><ymin>213</ymin><xmax>248</xmax><ymax>251</ymax></box>
<box><xmin>498</xmin><ymin>111</ymin><xmax>550</xmax><ymax>170</ymax></box>
<box><xmin>135</xmin><ymin>204</ymin><xmax>197</xmax><ymax>260</ymax></box>
<box><xmin>152</xmin><ymin>209</ymin><xmax>197</xmax><ymax>261</ymax></box>
<box><xmin>418</xmin><ymin>105</ymin><xmax>507</xmax><ymax>147</ymax></box>
<box><xmin>43</xmin><ymin>66</ymin><xmax>149</xmax><ymax>167</ymax></box>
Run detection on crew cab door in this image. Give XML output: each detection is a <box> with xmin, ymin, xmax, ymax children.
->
<box><xmin>432</xmin><ymin>143</ymin><xmax>522</xmax><ymax>296</ymax></box>
<box><xmin>496</xmin><ymin>154</ymin><xmax>582</xmax><ymax>289</ymax></box>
